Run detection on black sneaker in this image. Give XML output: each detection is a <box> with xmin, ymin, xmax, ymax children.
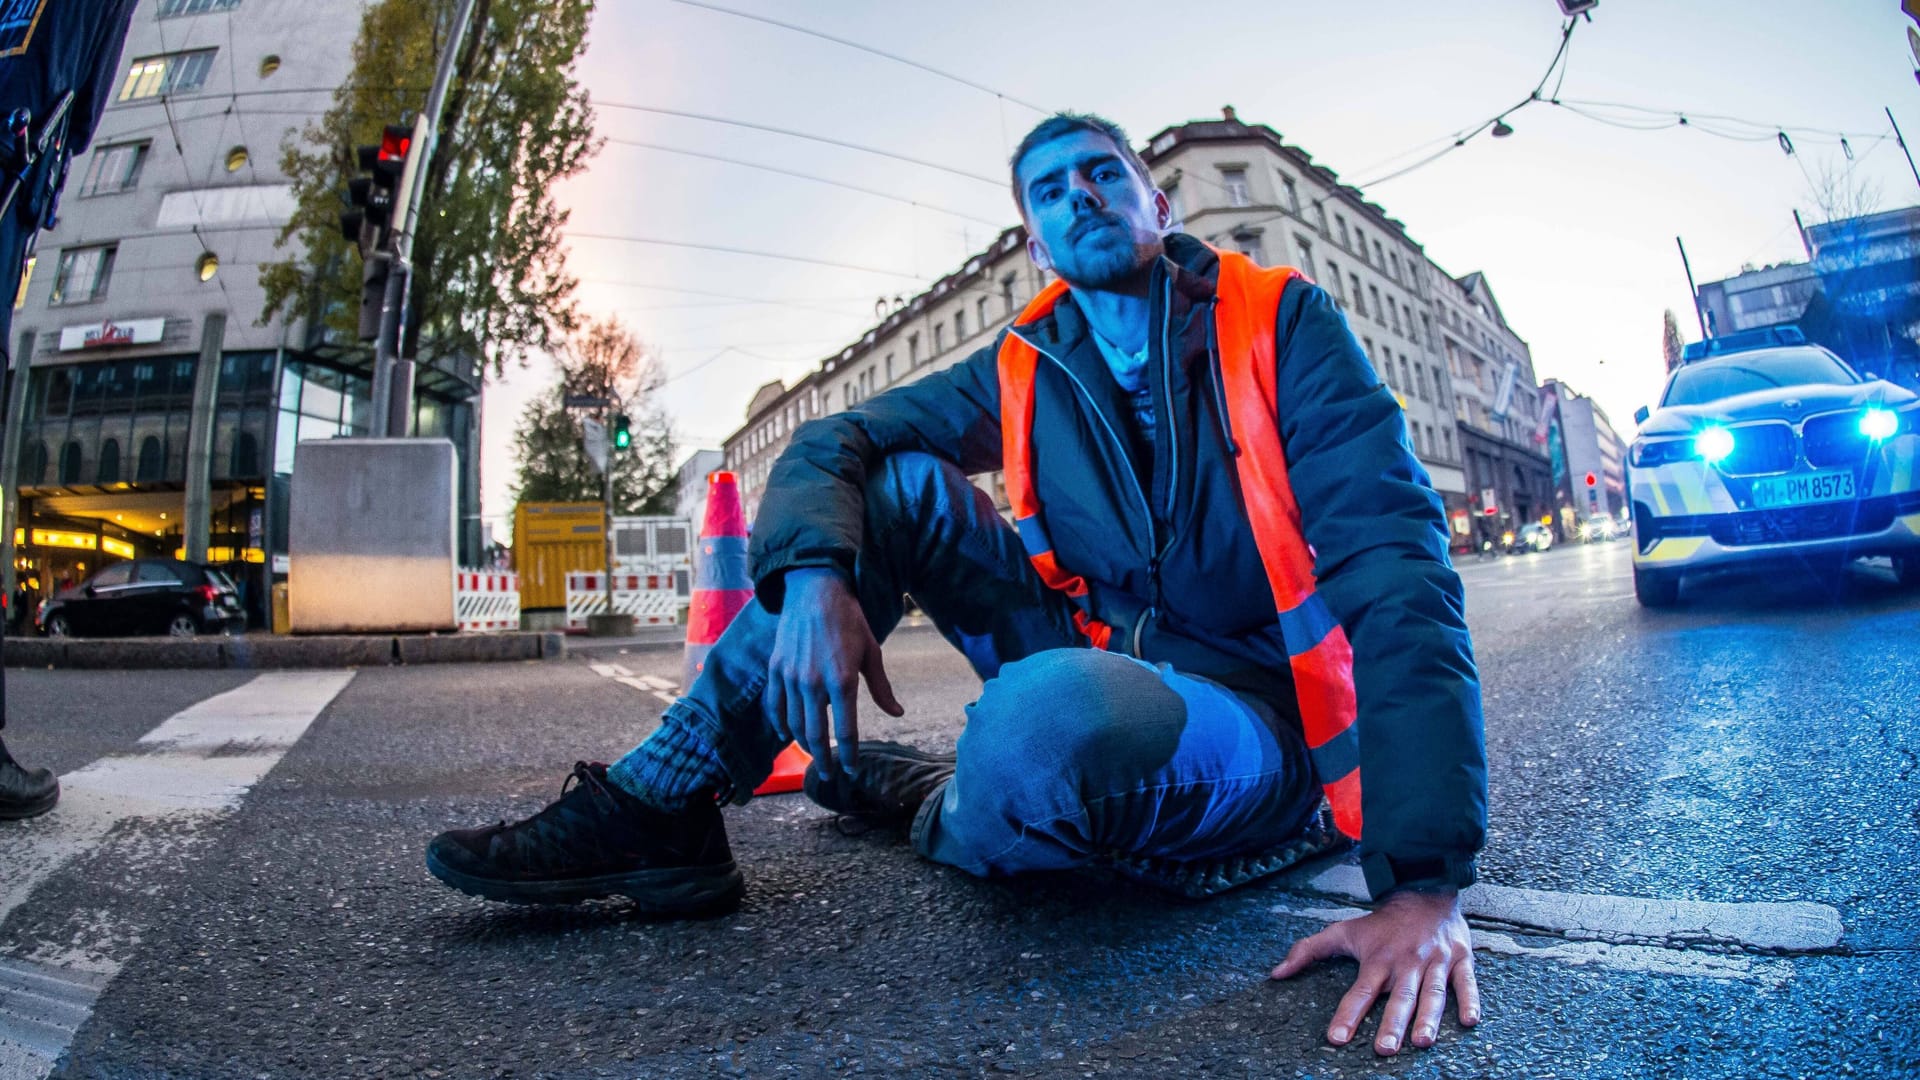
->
<box><xmin>425</xmin><ymin>762</ymin><xmax>743</xmax><ymax>914</ymax></box>
<box><xmin>0</xmin><ymin>755</ymin><xmax>59</xmax><ymax>822</ymax></box>
<box><xmin>803</xmin><ymin>741</ymin><xmax>955</xmax><ymax>824</ymax></box>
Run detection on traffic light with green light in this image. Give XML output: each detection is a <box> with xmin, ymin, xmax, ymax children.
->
<box><xmin>613</xmin><ymin>413</ymin><xmax>632</xmax><ymax>450</ymax></box>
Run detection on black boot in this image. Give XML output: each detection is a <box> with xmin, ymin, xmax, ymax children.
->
<box><xmin>804</xmin><ymin>741</ymin><xmax>955</xmax><ymax>824</ymax></box>
<box><xmin>426</xmin><ymin>762</ymin><xmax>742</xmax><ymax>914</ymax></box>
<box><xmin>0</xmin><ymin>736</ymin><xmax>59</xmax><ymax>821</ymax></box>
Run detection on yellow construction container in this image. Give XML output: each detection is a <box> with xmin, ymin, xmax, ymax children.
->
<box><xmin>513</xmin><ymin>503</ymin><xmax>606</xmax><ymax>610</ymax></box>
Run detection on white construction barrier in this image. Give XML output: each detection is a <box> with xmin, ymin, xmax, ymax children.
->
<box><xmin>564</xmin><ymin>571</ymin><xmax>681</xmax><ymax>631</ymax></box>
<box><xmin>455</xmin><ymin>570</ymin><xmax>520</xmax><ymax>632</ymax></box>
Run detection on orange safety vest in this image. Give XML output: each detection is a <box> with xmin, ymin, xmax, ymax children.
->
<box><xmin>996</xmin><ymin>250</ymin><xmax>1363</xmax><ymax>840</ymax></box>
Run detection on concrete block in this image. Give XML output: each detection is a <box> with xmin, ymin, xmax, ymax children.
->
<box><xmin>395</xmin><ymin>633</ymin><xmax>544</xmax><ymax>665</ymax></box>
<box><xmin>538</xmin><ymin>632</ymin><xmax>565</xmax><ymax>660</ymax></box>
<box><xmin>64</xmin><ymin>638</ymin><xmax>226</xmax><ymax>670</ymax></box>
<box><xmin>227</xmin><ymin>635</ymin><xmax>397</xmax><ymax>669</ymax></box>
<box><xmin>521</xmin><ymin>610</ymin><xmax>568</xmax><ymax>632</ymax></box>
<box><xmin>2</xmin><ymin>637</ymin><xmax>65</xmax><ymax>668</ymax></box>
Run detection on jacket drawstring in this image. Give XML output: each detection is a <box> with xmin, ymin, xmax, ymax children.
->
<box><xmin>1205</xmin><ymin>298</ymin><xmax>1240</xmax><ymax>456</ymax></box>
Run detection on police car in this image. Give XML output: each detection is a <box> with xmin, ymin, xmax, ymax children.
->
<box><xmin>1628</xmin><ymin>327</ymin><xmax>1920</xmax><ymax>606</ymax></box>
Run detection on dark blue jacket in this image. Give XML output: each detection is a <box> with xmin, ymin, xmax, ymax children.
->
<box><xmin>751</xmin><ymin>233</ymin><xmax>1486</xmax><ymax>897</ymax></box>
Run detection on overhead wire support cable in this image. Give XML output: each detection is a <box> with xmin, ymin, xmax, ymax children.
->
<box><xmin>602</xmin><ymin>136</ymin><xmax>1007</xmax><ymax>227</ymax></box>
<box><xmin>665</xmin><ymin>0</ymin><xmax>1051</xmax><ymax>116</ymax></box>
<box><xmin>564</xmin><ymin>231</ymin><xmax>928</xmax><ymax>279</ymax></box>
<box><xmin>594</xmin><ymin>100</ymin><xmax>1005</xmax><ymax>187</ymax></box>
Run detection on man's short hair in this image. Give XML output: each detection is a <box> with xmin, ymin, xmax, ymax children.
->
<box><xmin>1008</xmin><ymin>111</ymin><xmax>1154</xmax><ymax>216</ymax></box>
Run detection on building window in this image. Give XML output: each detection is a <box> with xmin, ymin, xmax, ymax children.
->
<box><xmin>842</xmin><ymin>385</ymin><xmax>853</xmax><ymax>409</ymax></box>
<box><xmin>98</xmin><ymin>438</ymin><xmax>122</xmax><ymax>484</ymax></box>
<box><xmin>1312</xmin><ymin>201</ymin><xmax>1327</xmax><ymax>233</ymax></box>
<box><xmin>1350</xmin><ymin>274</ymin><xmax>1365</xmax><ymax>317</ymax></box>
<box><xmin>1281</xmin><ymin>174</ymin><xmax>1300</xmax><ymax>211</ymax></box>
<box><xmin>159</xmin><ymin>0</ymin><xmax>242</xmax><ymax>15</ymax></box>
<box><xmin>1369</xmin><ymin>285</ymin><xmax>1384</xmax><ymax>323</ymax></box>
<box><xmin>1416</xmin><ymin>362</ymin><xmax>1431</xmax><ymax>401</ymax></box>
<box><xmin>1327</xmin><ymin>261</ymin><xmax>1343</xmax><ymax>303</ymax></box>
<box><xmin>1221</xmin><ymin>167</ymin><xmax>1250</xmax><ymax>207</ymax></box>
<box><xmin>1234</xmin><ymin>231</ymin><xmax>1265</xmax><ymax>265</ymax></box>
<box><xmin>908</xmin><ymin>332</ymin><xmax>921</xmax><ymax>365</ymax></box>
<box><xmin>1294</xmin><ymin>235</ymin><xmax>1316</xmax><ymax>279</ymax></box>
<box><xmin>884</xmin><ymin>354</ymin><xmax>894</xmax><ymax>382</ymax></box>
<box><xmin>1388</xmin><ymin>251</ymin><xmax>1401</xmax><ymax>282</ymax></box>
<box><xmin>1405</xmin><ymin>304</ymin><xmax>1418</xmax><ymax>344</ymax></box>
<box><xmin>1373</xmin><ymin>239</ymin><xmax>1386</xmax><ymax>268</ymax></box>
<box><xmin>977</xmin><ymin>296</ymin><xmax>991</xmax><ymax>331</ymax></box>
<box><xmin>1443</xmin><ymin>427</ymin><xmax>1454</xmax><ymax>461</ymax></box>
<box><xmin>1365</xmin><ymin>337</ymin><xmax>1381</xmax><ymax>383</ymax></box>
<box><xmin>1388</xmin><ymin>301</ymin><xmax>1402</xmax><ymax>334</ymax></box>
<box><xmin>80</xmin><ymin>141</ymin><xmax>149</xmax><ymax>195</ymax></box>
<box><xmin>955</xmin><ymin>309</ymin><xmax>967</xmax><ymax>341</ymax></box>
<box><xmin>58</xmin><ymin>441</ymin><xmax>83</xmax><ymax>485</ymax></box>
<box><xmin>119</xmin><ymin>49</ymin><xmax>218</xmax><ymax>101</ymax></box>
<box><xmin>1422</xmin><ymin>313</ymin><xmax>1433</xmax><ymax>347</ymax></box>
<box><xmin>1336</xmin><ymin>215</ymin><xmax>1350</xmax><ymax>249</ymax></box>
<box><xmin>1400</xmin><ymin>356</ymin><xmax>1413</xmax><ymax>392</ymax></box>
<box><xmin>1001</xmin><ymin>274</ymin><xmax>1016</xmax><ymax>313</ymax></box>
<box><xmin>51</xmin><ymin>244</ymin><xmax>116</xmax><ymax>304</ymax></box>
<box><xmin>933</xmin><ymin>323</ymin><xmax>945</xmax><ymax>353</ymax></box>
<box><xmin>136</xmin><ymin>437</ymin><xmax>165</xmax><ymax>481</ymax></box>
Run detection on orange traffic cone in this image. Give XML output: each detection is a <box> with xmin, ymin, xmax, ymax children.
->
<box><xmin>680</xmin><ymin>471</ymin><xmax>812</xmax><ymax>795</ymax></box>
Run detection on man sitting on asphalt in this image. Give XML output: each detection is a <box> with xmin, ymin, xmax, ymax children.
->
<box><xmin>428</xmin><ymin>112</ymin><xmax>1488</xmax><ymax>1057</ymax></box>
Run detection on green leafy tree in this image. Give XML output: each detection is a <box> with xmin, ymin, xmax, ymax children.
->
<box><xmin>511</xmin><ymin>318</ymin><xmax>677</xmax><ymax>513</ymax></box>
<box><xmin>260</xmin><ymin>0</ymin><xmax>599</xmax><ymax>376</ymax></box>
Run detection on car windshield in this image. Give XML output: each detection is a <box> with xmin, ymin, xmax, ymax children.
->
<box><xmin>1662</xmin><ymin>348</ymin><xmax>1857</xmax><ymax>407</ymax></box>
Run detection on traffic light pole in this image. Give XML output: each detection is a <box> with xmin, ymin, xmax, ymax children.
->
<box><xmin>603</xmin><ymin>398</ymin><xmax>617</xmax><ymax>621</ymax></box>
<box><xmin>372</xmin><ymin>0</ymin><xmax>475</xmax><ymax>438</ymax></box>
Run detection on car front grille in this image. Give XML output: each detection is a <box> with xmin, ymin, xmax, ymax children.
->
<box><xmin>1707</xmin><ymin>499</ymin><xmax>1897</xmax><ymax>546</ymax></box>
<box><xmin>1720</xmin><ymin>422</ymin><xmax>1796</xmax><ymax>475</ymax></box>
<box><xmin>1800</xmin><ymin>412</ymin><xmax>1871</xmax><ymax>469</ymax></box>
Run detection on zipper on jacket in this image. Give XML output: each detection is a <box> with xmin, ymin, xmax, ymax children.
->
<box><xmin>1008</xmin><ymin>327</ymin><xmax>1156</xmax><ymax>548</ymax></box>
<box><xmin>1204</xmin><ymin>298</ymin><xmax>1240</xmax><ymax>456</ymax></box>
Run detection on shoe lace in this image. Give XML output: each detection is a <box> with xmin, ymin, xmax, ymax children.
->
<box><xmin>510</xmin><ymin>762</ymin><xmax>627</xmax><ymax>869</ymax></box>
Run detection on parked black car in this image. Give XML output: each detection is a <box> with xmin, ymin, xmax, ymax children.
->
<box><xmin>38</xmin><ymin>558</ymin><xmax>246</xmax><ymax>638</ymax></box>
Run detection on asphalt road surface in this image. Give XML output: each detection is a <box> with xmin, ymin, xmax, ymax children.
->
<box><xmin>2</xmin><ymin>541</ymin><xmax>1916</xmax><ymax>1078</ymax></box>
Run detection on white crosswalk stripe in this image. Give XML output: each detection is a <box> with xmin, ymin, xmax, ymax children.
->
<box><xmin>0</xmin><ymin>671</ymin><xmax>354</xmax><ymax>1080</ymax></box>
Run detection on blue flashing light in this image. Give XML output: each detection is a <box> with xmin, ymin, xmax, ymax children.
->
<box><xmin>1695</xmin><ymin>426</ymin><xmax>1735</xmax><ymax>464</ymax></box>
<box><xmin>1860</xmin><ymin>408</ymin><xmax>1898</xmax><ymax>441</ymax></box>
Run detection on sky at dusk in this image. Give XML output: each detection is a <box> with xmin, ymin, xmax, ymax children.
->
<box><xmin>479</xmin><ymin>0</ymin><xmax>1920</xmax><ymax>537</ymax></box>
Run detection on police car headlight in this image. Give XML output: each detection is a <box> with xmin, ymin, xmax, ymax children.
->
<box><xmin>1861</xmin><ymin>407</ymin><xmax>1898</xmax><ymax>441</ymax></box>
<box><xmin>1694</xmin><ymin>426</ymin><xmax>1735</xmax><ymax>464</ymax></box>
<box><xmin>1631</xmin><ymin>437</ymin><xmax>1698</xmax><ymax>467</ymax></box>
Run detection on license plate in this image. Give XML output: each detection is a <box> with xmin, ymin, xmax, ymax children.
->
<box><xmin>1751</xmin><ymin>469</ymin><xmax>1856</xmax><ymax>509</ymax></box>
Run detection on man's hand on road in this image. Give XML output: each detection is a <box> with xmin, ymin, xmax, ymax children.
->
<box><xmin>1271</xmin><ymin>889</ymin><xmax>1479</xmax><ymax>1055</ymax></box>
<box><xmin>768</xmin><ymin>568</ymin><xmax>904</xmax><ymax>780</ymax></box>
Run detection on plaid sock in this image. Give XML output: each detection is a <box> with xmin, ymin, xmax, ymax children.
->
<box><xmin>606</xmin><ymin>722</ymin><xmax>731</xmax><ymax>811</ymax></box>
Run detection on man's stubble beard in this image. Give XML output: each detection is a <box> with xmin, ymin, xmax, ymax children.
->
<box><xmin>1055</xmin><ymin>229</ymin><xmax>1163</xmax><ymax>293</ymax></box>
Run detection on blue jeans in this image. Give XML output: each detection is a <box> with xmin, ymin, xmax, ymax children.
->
<box><xmin>613</xmin><ymin>453</ymin><xmax>1321</xmax><ymax>876</ymax></box>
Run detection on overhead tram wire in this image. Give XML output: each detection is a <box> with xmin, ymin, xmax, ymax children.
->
<box><xmin>594</xmin><ymin>100</ymin><xmax>1004</xmax><ymax>187</ymax></box>
<box><xmin>602</xmin><ymin>136</ymin><xmax>1008</xmax><ymax>228</ymax></box>
<box><xmin>562</xmin><ymin>232</ymin><xmax>929</xmax><ymax>280</ymax></box>
<box><xmin>665</xmin><ymin>0</ymin><xmax>1050</xmax><ymax>117</ymax></box>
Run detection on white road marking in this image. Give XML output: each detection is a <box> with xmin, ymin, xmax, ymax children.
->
<box><xmin>1268</xmin><ymin>901</ymin><xmax>1795</xmax><ymax>986</ymax></box>
<box><xmin>637</xmin><ymin>674</ymin><xmax>674</xmax><ymax>691</ymax></box>
<box><xmin>1305</xmin><ymin>864</ymin><xmax>1842</xmax><ymax>952</ymax></box>
<box><xmin>591</xmin><ymin>662</ymin><xmax>679</xmax><ymax>704</ymax></box>
<box><xmin>589</xmin><ymin>663</ymin><xmax>631</xmax><ymax>678</ymax></box>
<box><xmin>0</xmin><ymin>671</ymin><xmax>354</xmax><ymax>1080</ymax></box>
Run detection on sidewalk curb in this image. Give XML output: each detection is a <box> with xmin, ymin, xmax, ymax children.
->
<box><xmin>2</xmin><ymin>632</ymin><xmax>567</xmax><ymax>670</ymax></box>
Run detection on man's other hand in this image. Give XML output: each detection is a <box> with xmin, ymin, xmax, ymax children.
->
<box><xmin>767</xmin><ymin>568</ymin><xmax>904</xmax><ymax>780</ymax></box>
<box><xmin>1270</xmin><ymin>889</ymin><xmax>1479</xmax><ymax>1055</ymax></box>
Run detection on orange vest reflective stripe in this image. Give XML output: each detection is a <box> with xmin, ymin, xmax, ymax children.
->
<box><xmin>996</xmin><ymin>250</ymin><xmax>1363</xmax><ymax>840</ymax></box>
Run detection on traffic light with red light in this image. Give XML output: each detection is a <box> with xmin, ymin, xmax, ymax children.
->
<box><xmin>1584</xmin><ymin>472</ymin><xmax>1597</xmax><ymax>487</ymax></box>
<box><xmin>339</xmin><ymin>123</ymin><xmax>414</xmax><ymax>341</ymax></box>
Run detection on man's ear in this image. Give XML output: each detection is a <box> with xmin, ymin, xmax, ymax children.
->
<box><xmin>1026</xmin><ymin>235</ymin><xmax>1052</xmax><ymax>273</ymax></box>
<box><xmin>1153</xmin><ymin>189</ymin><xmax>1172</xmax><ymax>232</ymax></box>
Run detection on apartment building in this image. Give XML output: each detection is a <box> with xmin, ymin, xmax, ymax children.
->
<box><xmin>1</xmin><ymin>0</ymin><xmax>485</xmax><ymax>627</ymax></box>
<box><xmin>1429</xmin><ymin>268</ymin><xmax>1555</xmax><ymax>546</ymax></box>
<box><xmin>722</xmin><ymin>110</ymin><xmax>1583</xmax><ymax>545</ymax></box>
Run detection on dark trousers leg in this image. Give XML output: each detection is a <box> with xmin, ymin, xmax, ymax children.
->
<box><xmin>608</xmin><ymin>453</ymin><xmax>1082</xmax><ymax>803</ymax></box>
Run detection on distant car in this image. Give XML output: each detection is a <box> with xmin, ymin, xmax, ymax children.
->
<box><xmin>1627</xmin><ymin>327</ymin><xmax>1920</xmax><ymax>606</ymax></box>
<box><xmin>1514</xmin><ymin>523</ymin><xmax>1554</xmax><ymax>553</ymax></box>
<box><xmin>1579</xmin><ymin>515</ymin><xmax>1620</xmax><ymax>543</ymax></box>
<box><xmin>38</xmin><ymin>558</ymin><xmax>246</xmax><ymax>638</ymax></box>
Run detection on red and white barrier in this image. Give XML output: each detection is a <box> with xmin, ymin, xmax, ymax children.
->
<box><xmin>564</xmin><ymin>571</ymin><xmax>681</xmax><ymax>631</ymax></box>
<box><xmin>455</xmin><ymin>570</ymin><xmax>520</xmax><ymax>632</ymax></box>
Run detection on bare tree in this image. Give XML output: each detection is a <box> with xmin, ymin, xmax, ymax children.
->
<box><xmin>1806</xmin><ymin>158</ymin><xmax>1882</xmax><ymax>224</ymax></box>
<box><xmin>1661</xmin><ymin>309</ymin><xmax>1686</xmax><ymax>372</ymax></box>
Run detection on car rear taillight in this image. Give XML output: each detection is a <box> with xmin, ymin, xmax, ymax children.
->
<box><xmin>195</xmin><ymin>584</ymin><xmax>218</xmax><ymax>604</ymax></box>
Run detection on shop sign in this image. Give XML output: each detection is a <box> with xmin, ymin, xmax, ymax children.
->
<box><xmin>58</xmin><ymin>317</ymin><xmax>165</xmax><ymax>351</ymax></box>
